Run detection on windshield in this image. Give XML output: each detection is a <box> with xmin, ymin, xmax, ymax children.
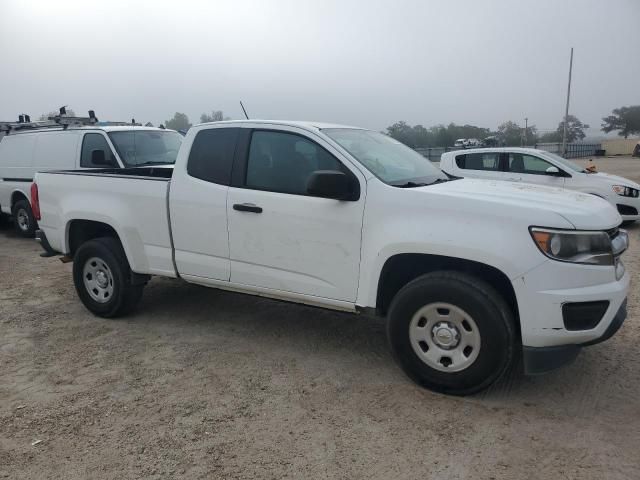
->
<box><xmin>323</xmin><ymin>128</ymin><xmax>447</xmax><ymax>186</ymax></box>
<box><xmin>544</xmin><ymin>152</ymin><xmax>585</xmax><ymax>173</ymax></box>
<box><xmin>108</xmin><ymin>130</ymin><xmax>183</xmax><ymax>166</ymax></box>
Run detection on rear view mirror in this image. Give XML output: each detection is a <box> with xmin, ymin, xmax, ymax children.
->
<box><xmin>307</xmin><ymin>170</ymin><xmax>358</xmax><ymax>200</ymax></box>
<box><xmin>545</xmin><ymin>166</ymin><xmax>560</xmax><ymax>175</ymax></box>
<box><xmin>91</xmin><ymin>149</ymin><xmax>112</xmax><ymax>166</ymax></box>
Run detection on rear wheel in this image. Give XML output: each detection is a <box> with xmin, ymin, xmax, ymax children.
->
<box><xmin>12</xmin><ymin>199</ymin><xmax>36</xmax><ymax>237</ymax></box>
<box><xmin>387</xmin><ymin>271</ymin><xmax>515</xmax><ymax>395</ymax></box>
<box><xmin>72</xmin><ymin>237</ymin><xmax>145</xmax><ymax>317</ymax></box>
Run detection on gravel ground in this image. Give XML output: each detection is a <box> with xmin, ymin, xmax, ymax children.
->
<box><xmin>1</xmin><ymin>157</ymin><xmax>639</xmax><ymax>479</ymax></box>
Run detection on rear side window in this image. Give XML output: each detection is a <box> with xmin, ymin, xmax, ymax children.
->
<box><xmin>455</xmin><ymin>152</ymin><xmax>500</xmax><ymax>171</ymax></box>
<box><xmin>81</xmin><ymin>133</ymin><xmax>118</xmax><ymax>168</ymax></box>
<box><xmin>187</xmin><ymin>128</ymin><xmax>239</xmax><ymax>185</ymax></box>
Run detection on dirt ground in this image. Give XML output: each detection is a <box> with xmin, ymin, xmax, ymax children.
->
<box><xmin>1</xmin><ymin>156</ymin><xmax>640</xmax><ymax>479</ymax></box>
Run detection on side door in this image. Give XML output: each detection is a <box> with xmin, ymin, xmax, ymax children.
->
<box><xmin>226</xmin><ymin>127</ymin><xmax>366</xmax><ymax>302</ymax></box>
<box><xmin>506</xmin><ymin>152</ymin><xmax>567</xmax><ymax>188</ymax></box>
<box><xmin>453</xmin><ymin>151</ymin><xmax>505</xmax><ymax>180</ymax></box>
<box><xmin>169</xmin><ymin>127</ymin><xmax>240</xmax><ymax>280</ymax></box>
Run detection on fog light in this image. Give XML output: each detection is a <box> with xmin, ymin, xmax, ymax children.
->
<box><xmin>615</xmin><ymin>259</ymin><xmax>625</xmax><ymax>280</ymax></box>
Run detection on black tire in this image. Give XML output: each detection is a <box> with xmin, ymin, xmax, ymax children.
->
<box><xmin>12</xmin><ymin>199</ymin><xmax>37</xmax><ymax>237</ymax></box>
<box><xmin>72</xmin><ymin>237</ymin><xmax>145</xmax><ymax>318</ymax></box>
<box><xmin>387</xmin><ymin>271</ymin><xmax>516</xmax><ymax>396</ymax></box>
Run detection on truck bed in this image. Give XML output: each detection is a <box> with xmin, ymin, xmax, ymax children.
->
<box><xmin>35</xmin><ymin>168</ymin><xmax>177</xmax><ymax>277</ymax></box>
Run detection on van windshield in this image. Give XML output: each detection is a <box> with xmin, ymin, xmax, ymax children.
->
<box><xmin>323</xmin><ymin>128</ymin><xmax>447</xmax><ymax>187</ymax></box>
<box><xmin>108</xmin><ymin>130</ymin><xmax>183</xmax><ymax>166</ymax></box>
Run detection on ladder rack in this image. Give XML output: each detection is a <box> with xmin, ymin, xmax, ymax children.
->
<box><xmin>0</xmin><ymin>108</ymin><xmax>140</xmax><ymax>134</ymax></box>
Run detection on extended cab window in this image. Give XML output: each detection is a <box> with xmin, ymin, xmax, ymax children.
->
<box><xmin>455</xmin><ymin>153</ymin><xmax>500</xmax><ymax>171</ymax></box>
<box><xmin>187</xmin><ymin>128</ymin><xmax>239</xmax><ymax>185</ymax></box>
<box><xmin>508</xmin><ymin>153</ymin><xmax>553</xmax><ymax>175</ymax></box>
<box><xmin>80</xmin><ymin>133</ymin><xmax>118</xmax><ymax>168</ymax></box>
<box><xmin>245</xmin><ymin>131</ymin><xmax>343</xmax><ymax>195</ymax></box>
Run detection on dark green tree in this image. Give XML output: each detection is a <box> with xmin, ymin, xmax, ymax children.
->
<box><xmin>557</xmin><ymin>115</ymin><xmax>589</xmax><ymax>142</ymax></box>
<box><xmin>497</xmin><ymin>121</ymin><xmax>537</xmax><ymax>146</ymax></box>
<box><xmin>164</xmin><ymin>112</ymin><xmax>192</xmax><ymax>131</ymax></box>
<box><xmin>601</xmin><ymin>106</ymin><xmax>640</xmax><ymax>138</ymax></box>
<box><xmin>386</xmin><ymin>121</ymin><xmax>419</xmax><ymax>147</ymax></box>
<box><xmin>200</xmin><ymin>110</ymin><xmax>229</xmax><ymax>123</ymax></box>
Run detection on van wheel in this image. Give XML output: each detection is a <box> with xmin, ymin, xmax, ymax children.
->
<box><xmin>12</xmin><ymin>199</ymin><xmax>37</xmax><ymax>237</ymax></box>
<box><xmin>72</xmin><ymin>237</ymin><xmax>145</xmax><ymax>318</ymax></box>
<box><xmin>387</xmin><ymin>271</ymin><xmax>515</xmax><ymax>396</ymax></box>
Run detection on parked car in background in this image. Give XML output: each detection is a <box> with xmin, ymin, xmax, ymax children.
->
<box><xmin>440</xmin><ymin>147</ymin><xmax>640</xmax><ymax>224</ymax></box>
<box><xmin>454</xmin><ymin>138</ymin><xmax>468</xmax><ymax>148</ymax></box>
<box><xmin>33</xmin><ymin>120</ymin><xmax>629</xmax><ymax>395</ymax></box>
<box><xmin>633</xmin><ymin>141</ymin><xmax>640</xmax><ymax>157</ymax></box>
<box><xmin>0</xmin><ymin>125</ymin><xmax>182</xmax><ymax>236</ymax></box>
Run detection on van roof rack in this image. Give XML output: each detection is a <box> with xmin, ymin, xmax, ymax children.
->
<box><xmin>0</xmin><ymin>107</ymin><xmax>100</xmax><ymax>134</ymax></box>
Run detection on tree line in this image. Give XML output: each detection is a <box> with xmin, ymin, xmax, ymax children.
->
<box><xmin>386</xmin><ymin>105</ymin><xmax>640</xmax><ymax>148</ymax></box>
<box><xmin>163</xmin><ymin>110</ymin><xmax>230</xmax><ymax>131</ymax></box>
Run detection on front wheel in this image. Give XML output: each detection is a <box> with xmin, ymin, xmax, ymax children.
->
<box><xmin>387</xmin><ymin>271</ymin><xmax>516</xmax><ymax>395</ymax></box>
<box><xmin>72</xmin><ymin>237</ymin><xmax>145</xmax><ymax>318</ymax></box>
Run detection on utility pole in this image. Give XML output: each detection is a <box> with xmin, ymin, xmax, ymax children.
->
<box><xmin>561</xmin><ymin>47</ymin><xmax>574</xmax><ymax>157</ymax></box>
<box><xmin>524</xmin><ymin>117</ymin><xmax>528</xmax><ymax>146</ymax></box>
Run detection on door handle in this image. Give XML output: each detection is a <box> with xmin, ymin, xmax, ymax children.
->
<box><xmin>233</xmin><ymin>203</ymin><xmax>263</xmax><ymax>213</ymax></box>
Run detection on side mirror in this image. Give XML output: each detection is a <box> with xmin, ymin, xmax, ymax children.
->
<box><xmin>307</xmin><ymin>170</ymin><xmax>357</xmax><ymax>200</ymax></box>
<box><xmin>545</xmin><ymin>166</ymin><xmax>561</xmax><ymax>175</ymax></box>
<box><xmin>91</xmin><ymin>149</ymin><xmax>112</xmax><ymax>166</ymax></box>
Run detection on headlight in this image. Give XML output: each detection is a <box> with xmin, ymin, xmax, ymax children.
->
<box><xmin>612</xmin><ymin>185</ymin><xmax>639</xmax><ymax>197</ymax></box>
<box><xmin>530</xmin><ymin>228</ymin><xmax>613</xmax><ymax>265</ymax></box>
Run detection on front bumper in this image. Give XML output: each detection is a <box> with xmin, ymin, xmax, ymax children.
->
<box><xmin>612</xmin><ymin>194</ymin><xmax>640</xmax><ymax>221</ymax></box>
<box><xmin>523</xmin><ymin>298</ymin><xmax>627</xmax><ymax>374</ymax></box>
<box><xmin>514</xmin><ymin>257</ymin><xmax>629</xmax><ymax>348</ymax></box>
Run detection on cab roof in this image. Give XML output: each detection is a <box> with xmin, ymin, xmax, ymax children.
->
<box><xmin>193</xmin><ymin>119</ymin><xmax>365</xmax><ymax>131</ymax></box>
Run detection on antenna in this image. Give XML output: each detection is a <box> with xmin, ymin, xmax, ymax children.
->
<box><xmin>240</xmin><ymin>100</ymin><xmax>250</xmax><ymax>120</ymax></box>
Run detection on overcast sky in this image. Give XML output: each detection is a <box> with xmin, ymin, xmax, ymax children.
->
<box><xmin>1</xmin><ymin>0</ymin><xmax>639</xmax><ymax>134</ymax></box>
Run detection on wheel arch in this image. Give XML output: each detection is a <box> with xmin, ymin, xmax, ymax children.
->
<box><xmin>66</xmin><ymin>219</ymin><xmax>122</xmax><ymax>258</ymax></box>
<box><xmin>375</xmin><ymin>253</ymin><xmax>520</xmax><ymax>336</ymax></box>
<box><xmin>10</xmin><ymin>189</ymin><xmax>30</xmax><ymax>209</ymax></box>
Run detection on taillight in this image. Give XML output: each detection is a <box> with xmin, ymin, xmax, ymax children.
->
<box><xmin>30</xmin><ymin>183</ymin><xmax>41</xmax><ymax>220</ymax></box>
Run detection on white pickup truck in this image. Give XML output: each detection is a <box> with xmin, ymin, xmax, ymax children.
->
<box><xmin>33</xmin><ymin>120</ymin><xmax>630</xmax><ymax>395</ymax></box>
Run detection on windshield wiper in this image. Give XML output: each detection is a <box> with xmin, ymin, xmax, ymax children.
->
<box><xmin>131</xmin><ymin>161</ymin><xmax>173</xmax><ymax>167</ymax></box>
<box><xmin>393</xmin><ymin>181</ymin><xmax>429</xmax><ymax>188</ymax></box>
<box><xmin>393</xmin><ymin>178</ymin><xmax>450</xmax><ymax>188</ymax></box>
<box><xmin>428</xmin><ymin>178</ymin><xmax>450</xmax><ymax>185</ymax></box>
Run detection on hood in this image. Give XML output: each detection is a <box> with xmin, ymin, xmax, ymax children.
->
<box><xmin>590</xmin><ymin>171</ymin><xmax>640</xmax><ymax>189</ymax></box>
<box><xmin>422</xmin><ymin>178</ymin><xmax>621</xmax><ymax>230</ymax></box>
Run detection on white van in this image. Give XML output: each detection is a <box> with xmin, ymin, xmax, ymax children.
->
<box><xmin>0</xmin><ymin>126</ymin><xmax>183</xmax><ymax>236</ymax></box>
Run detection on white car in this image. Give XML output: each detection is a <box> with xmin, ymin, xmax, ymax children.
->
<box><xmin>0</xmin><ymin>125</ymin><xmax>182</xmax><ymax>236</ymax></box>
<box><xmin>33</xmin><ymin>120</ymin><xmax>629</xmax><ymax>395</ymax></box>
<box><xmin>440</xmin><ymin>147</ymin><xmax>640</xmax><ymax>224</ymax></box>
